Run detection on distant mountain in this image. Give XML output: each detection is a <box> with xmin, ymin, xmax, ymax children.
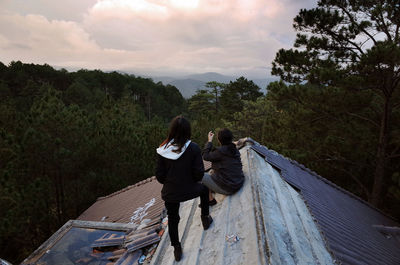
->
<box><xmin>168</xmin><ymin>79</ymin><xmax>206</xmax><ymax>99</ymax></box>
<box><xmin>184</xmin><ymin>72</ymin><xmax>235</xmax><ymax>83</ymax></box>
<box><xmin>152</xmin><ymin>72</ymin><xmax>277</xmax><ymax>98</ymax></box>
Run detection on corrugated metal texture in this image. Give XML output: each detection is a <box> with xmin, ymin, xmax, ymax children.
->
<box><xmin>251</xmin><ymin>143</ymin><xmax>400</xmax><ymax>265</ymax></box>
<box><xmin>78</xmin><ymin>176</ymin><xmax>164</xmax><ymax>224</ymax></box>
<box><xmin>149</xmin><ymin>146</ymin><xmax>334</xmax><ymax>265</ymax></box>
<box><xmin>204</xmin><ymin>160</ymin><xmax>212</xmax><ymax>171</ymax></box>
<box><xmin>125</xmin><ymin>227</ymin><xmax>160</xmax><ymax>253</ymax></box>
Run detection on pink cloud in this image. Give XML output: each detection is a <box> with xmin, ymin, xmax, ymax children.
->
<box><xmin>1</xmin><ymin>0</ymin><xmax>317</xmax><ymax>77</ymax></box>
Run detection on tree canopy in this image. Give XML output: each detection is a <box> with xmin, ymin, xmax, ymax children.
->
<box><xmin>271</xmin><ymin>0</ymin><xmax>400</xmax><ymax>208</ymax></box>
<box><xmin>0</xmin><ymin>61</ymin><xmax>185</xmax><ymax>262</ymax></box>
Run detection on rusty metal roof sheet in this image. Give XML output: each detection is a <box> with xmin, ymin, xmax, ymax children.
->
<box><xmin>78</xmin><ymin>176</ymin><xmax>164</xmax><ymax>225</ymax></box>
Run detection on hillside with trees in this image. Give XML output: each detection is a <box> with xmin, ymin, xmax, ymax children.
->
<box><xmin>0</xmin><ymin>61</ymin><xmax>185</xmax><ymax>262</ymax></box>
<box><xmin>1</xmin><ymin>1</ymin><xmax>400</xmax><ymax>263</ymax></box>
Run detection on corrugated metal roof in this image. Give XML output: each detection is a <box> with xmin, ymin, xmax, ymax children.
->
<box><xmin>250</xmin><ymin>141</ymin><xmax>400</xmax><ymax>265</ymax></box>
<box><xmin>78</xmin><ymin>176</ymin><xmax>164</xmax><ymax>224</ymax></box>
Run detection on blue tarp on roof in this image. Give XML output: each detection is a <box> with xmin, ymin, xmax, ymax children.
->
<box><xmin>251</xmin><ymin>144</ymin><xmax>400</xmax><ymax>265</ymax></box>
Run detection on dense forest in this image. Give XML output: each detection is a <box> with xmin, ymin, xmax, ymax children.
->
<box><xmin>1</xmin><ymin>0</ymin><xmax>400</xmax><ymax>263</ymax></box>
<box><xmin>0</xmin><ymin>61</ymin><xmax>187</xmax><ymax>262</ymax></box>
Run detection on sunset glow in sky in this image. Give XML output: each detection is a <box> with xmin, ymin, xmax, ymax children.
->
<box><xmin>0</xmin><ymin>0</ymin><xmax>316</xmax><ymax>78</ymax></box>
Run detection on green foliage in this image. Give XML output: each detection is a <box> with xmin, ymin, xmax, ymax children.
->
<box><xmin>270</xmin><ymin>0</ymin><xmax>400</xmax><ymax>211</ymax></box>
<box><xmin>219</xmin><ymin>77</ymin><xmax>263</xmax><ymax>123</ymax></box>
<box><xmin>205</xmin><ymin>81</ymin><xmax>225</xmax><ymax>114</ymax></box>
<box><xmin>0</xmin><ymin>61</ymin><xmax>181</xmax><ymax>263</ymax></box>
<box><xmin>188</xmin><ymin>89</ymin><xmax>215</xmax><ymax>119</ymax></box>
<box><xmin>235</xmin><ymin>81</ymin><xmax>382</xmax><ymax>197</ymax></box>
<box><xmin>187</xmin><ymin>77</ymin><xmax>263</xmax><ymax>145</ymax></box>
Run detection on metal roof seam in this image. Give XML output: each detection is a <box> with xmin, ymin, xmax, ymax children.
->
<box><xmin>246</xmin><ymin>148</ymin><xmax>270</xmax><ymax>264</ymax></box>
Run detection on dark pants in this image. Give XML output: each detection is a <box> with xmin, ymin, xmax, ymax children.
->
<box><xmin>165</xmin><ymin>185</ymin><xmax>209</xmax><ymax>246</ymax></box>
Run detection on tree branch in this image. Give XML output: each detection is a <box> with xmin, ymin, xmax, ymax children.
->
<box><xmin>389</xmin><ymin>145</ymin><xmax>400</xmax><ymax>159</ymax></box>
<box><xmin>346</xmin><ymin>112</ymin><xmax>380</xmax><ymax>128</ymax></box>
<box><xmin>309</xmin><ymin>115</ymin><xmax>329</xmax><ymax>124</ymax></box>
<box><xmin>377</xmin><ymin>0</ymin><xmax>393</xmax><ymax>41</ymax></box>
<box><xmin>338</xmin><ymin>5</ymin><xmax>377</xmax><ymax>46</ymax></box>
<box><xmin>323</xmin><ymin>26</ymin><xmax>365</xmax><ymax>56</ymax></box>
<box><xmin>323</xmin><ymin>158</ymin><xmax>371</xmax><ymax>198</ymax></box>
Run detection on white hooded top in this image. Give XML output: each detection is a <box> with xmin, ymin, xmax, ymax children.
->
<box><xmin>156</xmin><ymin>139</ymin><xmax>191</xmax><ymax>160</ymax></box>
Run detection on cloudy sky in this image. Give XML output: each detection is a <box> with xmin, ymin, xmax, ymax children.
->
<box><xmin>0</xmin><ymin>0</ymin><xmax>316</xmax><ymax>78</ymax></box>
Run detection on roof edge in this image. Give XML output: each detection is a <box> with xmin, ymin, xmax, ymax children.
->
<box><xmin>236</xmin><ymin>137</ymin><xmax>256</xmax><ymax>149</ymax></box>
<box><xmin>97</xmin><ymin>176</ymin><xmax>157</xmax><ymax>201</ymax></box>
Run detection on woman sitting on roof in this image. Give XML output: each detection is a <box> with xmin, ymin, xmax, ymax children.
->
<box><xmin>155</xmin><ymin>115</ymin><xmax>213</xmax><ymax>262</ymax></box>
<box><xmin>202</xmin><ymin>128</ymin><xmax>245</xmax><ymax>205</ymax></box>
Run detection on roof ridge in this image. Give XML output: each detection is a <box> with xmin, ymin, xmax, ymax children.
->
<box><xmin>249</xmin><ymin>140</ymin><xmax>399</xmax><ymax>223</ymax></box>
<box><xmin>97</xmin><ymin>176</ymin><xmax>157</xmax><ymax>201</ymax></box>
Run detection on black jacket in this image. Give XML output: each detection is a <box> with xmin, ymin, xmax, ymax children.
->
<box><xmin>202</xmin><ymin>142</ymin><xmax>244</xmax><ymax>193</ymax></box>
<box><xmin>155</xmin><ymin>142</ymin><xmax>205</xmax><ymax>203</ymax></box>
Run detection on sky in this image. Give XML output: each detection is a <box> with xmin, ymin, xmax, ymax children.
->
<box><xmin>0</xmin><ymin>0</ymin><xmax>316</xmax><ymax>78</ymax></box>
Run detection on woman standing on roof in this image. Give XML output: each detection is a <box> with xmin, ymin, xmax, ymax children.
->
<box><xmin>202</xmin><ymin>128</ymin><xmax>245</xmax><ymax>204</ymax></box>
<box><xmin>155</xmin><ymin>115</ymin><xmax>213</xmax><ymax>262</ymax></box>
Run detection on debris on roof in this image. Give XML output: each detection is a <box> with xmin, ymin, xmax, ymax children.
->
<box><xmin>125</xmin><ymin>227</ymin><xmax>161</xmax><ymax>253</ymax></box>
<box><xmin>374</xmin><ymin>225</ymin><xmax>400</xmax><ymax>245</ymax></box>
<box><xmin>22</xmin><ymin>177</ymin><xmax>166</xmax><ymax>265</ymax></box>
<box><xmin>22</xmin><ymin>220</ymin><xmax>164</xmax><ymax>265</ymax></box>
<box><xmin>114</xmin><ymin>250</ymin><xmax>142</xmax><ymax>265</ymax></box>
<box><xmin>91</xmin><ymin>232</ymin><xmax>126</xmax><ymax>248</ymax></box>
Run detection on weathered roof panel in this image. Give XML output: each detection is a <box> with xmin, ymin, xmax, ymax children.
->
<box><xmin>78</xmin><ymin>176</ymin><xmax>163</xmax><ymax>225</ymax></box>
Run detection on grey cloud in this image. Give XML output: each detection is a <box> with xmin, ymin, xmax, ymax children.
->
<box><xmin>1</xmin><ymin>0</ymin><xmax>319</xmax><ymax>78</ymax></box>
<box><xmin>5</xmin><ymin>42</ymin><xmax>31</xmax><ymax>50</ymax></box>
<box><xmin>3</xmin><ymin>0</ymin><xmax>98</xmax><ymax>22</ymax></box>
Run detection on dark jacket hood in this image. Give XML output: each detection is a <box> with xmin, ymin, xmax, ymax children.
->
<box><xmin>218</xmin><ymin>143</ymin><xmax>239</xmax><ymax>157</ymax></box>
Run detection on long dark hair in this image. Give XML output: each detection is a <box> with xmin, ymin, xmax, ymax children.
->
<box><xmin>161</xmin><ymin>115</ymin><xmax>191</xmax><ymax>153</ymax></box>
<box><xmin>217</xmin><ymin>128</ymin><xmax>236</xmax><ymax>154</ymax></box>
